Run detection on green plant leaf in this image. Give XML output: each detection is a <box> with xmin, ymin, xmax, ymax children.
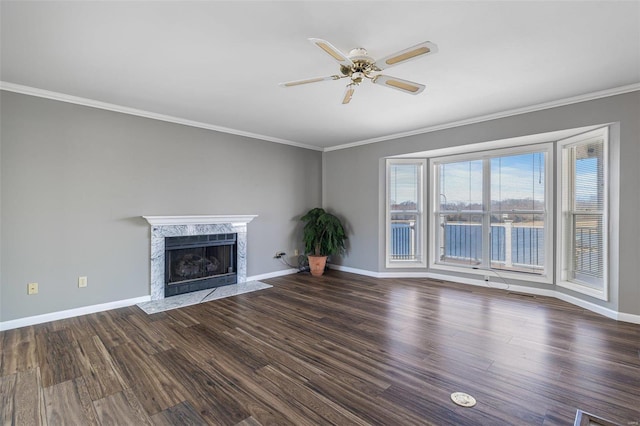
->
<box><xmin>300</xmin><ymin>207</ymin><xmax>347</xmax><ymax>257</ymax></box>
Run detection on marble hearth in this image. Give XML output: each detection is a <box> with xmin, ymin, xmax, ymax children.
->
<box><xmin>142</xmin><ymin>215</ymin><xmax>257</xmax><ymax>300</ymax></box>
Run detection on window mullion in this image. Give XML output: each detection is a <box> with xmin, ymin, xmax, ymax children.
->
<box><xmin>482</xmin><ymin>158</ymin><xmax>491</xmax><ymax>269</ymax></box>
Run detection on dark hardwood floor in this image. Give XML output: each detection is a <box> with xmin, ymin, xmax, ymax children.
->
<box><xmin>1</xmin><ymin>271</ymin><xmax>639</xmax><ymax>425</ymax></box>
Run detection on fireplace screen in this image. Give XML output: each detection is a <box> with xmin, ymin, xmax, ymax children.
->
<box><xmin>164</xmin><ymin>233</ymin><xmax>237</xmax><ymax>297</ymax></box>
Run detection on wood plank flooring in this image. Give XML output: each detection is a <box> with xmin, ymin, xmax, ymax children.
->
<box><xmin>1</xmin><ymin>271</ymin><xmax>639</xmax><ymax>425</ymax></box>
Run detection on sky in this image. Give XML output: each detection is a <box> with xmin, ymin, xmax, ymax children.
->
<box><xmin>439</xmin><ymin>153</ymin><xmax>546</xmax><ymax>206</ymax></box>
<box><xmin>391</xmin><ymin>151</ymin><xmax>598</xmax><ymax>208</ymax></box>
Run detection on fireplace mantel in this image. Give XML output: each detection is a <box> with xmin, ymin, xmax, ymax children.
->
<box><xmin>142</xmin><ymin>214</ymin><xmax>257</xmax><ymax>300</ymax></box>
<box><xmin>143</xmin><ymin>215</ymin><xmax>257</xmax><ymax>226</ymax></box>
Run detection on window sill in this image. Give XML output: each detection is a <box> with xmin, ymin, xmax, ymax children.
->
<box><xmin>429</xmin><ymin>262</ymin><xmax>553</xmax><ymax>285</ymax></box>
<box><xmin>386</xmin><ymin>260</ymin><xmax>427</xmax><ymax>269</ymax></box>
<box><xmin>557</xmin><ymin>279</ymin><xmax>608</xmax><ymax>301</ymax></box>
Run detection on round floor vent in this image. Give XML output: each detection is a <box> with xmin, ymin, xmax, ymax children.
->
<box><xmin>451</xmin><ymin>392</ymin><xmax>477</xmax><ymax>408</ymax></box>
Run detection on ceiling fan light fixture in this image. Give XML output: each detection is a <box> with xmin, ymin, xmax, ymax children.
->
<box><xmin>351</xmin><ymin>72</ymin><xmax>365</xmax><ymax>84</ymax></box>
<box><xmin>282</xmin><ymin>38</ymin><xmax>437</xmax><ymax>103</ymax></box>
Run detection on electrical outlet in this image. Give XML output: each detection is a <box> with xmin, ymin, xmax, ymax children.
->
<box><xmin>294</xmin><ymin>249</ymin><xmax>299</xmax><ymax>256</ymax></box>
<box><xmin>78</xmin><ymin>276</ymin><xmax>88</xmax><ymax>288</ymax></box>
<box><xmin>27</xmin><ymin>282</ymin><xmax>38</xmax><ymax>295</ymax></box>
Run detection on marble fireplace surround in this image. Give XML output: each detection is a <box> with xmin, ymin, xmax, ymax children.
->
<box><xmin>142</xmin><ymin>215</ymin><xmax>257</xmax><ymax>301</ymax></box>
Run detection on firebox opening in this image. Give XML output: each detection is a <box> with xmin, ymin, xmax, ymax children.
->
<box><xmin>164</xmin><ymin>233</ymin><xmax>237</xmax><ymax>297</ymax></box>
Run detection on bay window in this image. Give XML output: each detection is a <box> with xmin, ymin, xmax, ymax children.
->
<box><xmin>431</xmin><ymin>145</ymin><xmax>552</xmax><ymax>279</ymax></box>
<box><xmin>384</xmin><ymin>126</ymin><xmax>613</xmax><ymax>301</ymax></box>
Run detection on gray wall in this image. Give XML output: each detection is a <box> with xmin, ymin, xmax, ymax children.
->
<box><xmin>0</xmin><ymin>91</ymin><xmax>322</xmax><ymax>322</ymax></box>
<box><xmin>324</xmin><ymin>91</ymin><xmax>640</xmax><ymax>316</ymax></box>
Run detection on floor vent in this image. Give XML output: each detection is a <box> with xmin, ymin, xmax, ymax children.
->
<box><xmin>573</xmin><ymin>409</ymin><xmax>620</xmax><ymax>425</ymax></box>
<box><xmin>507</xmin><ymin>292</ymin><xmax>536</xmax><ymax>298</ymax></box>
<box><xmin>450</xmin><ymin>392</ymin><xmax>476</xmax><ymax>408</ymax></box>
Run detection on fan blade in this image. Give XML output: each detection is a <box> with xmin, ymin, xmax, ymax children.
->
<box><xmin>372</xmin><ymin>75</ymin><xmax>425</xmax><ymax>95</ymax></box>
<box><xmin>342</xmin><ymin>84</ymin><xmax>356</xmax><ymax>104</ymax></box>
<box><xmin>374</xmin><ymin>41</ymin><xmax>438</xmax><ymax>70</ymax></box>
<box><xmin>279</xmin><ymin>75</ymin><xmax>342</xmax><ymax>87</ymax></box>
<box><xmin>308</xmin><ymin>38</ymin><xmax>354</xmax><ymax>67</ymax></box>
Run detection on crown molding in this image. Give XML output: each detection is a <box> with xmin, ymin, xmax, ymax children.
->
<box><xmin>3</xmin><ymin>81</ymin><xmax>638</xmax><ymax>153</ymax></box>
<box><xmin>0</xmin><ymin>81</ymin><xmax>324</xmax><ymax>152</ymax></box>
<box><xmin>324</xmin><ymin>83</ymin><xmax>640</xmax><ymax>152</ymax></box>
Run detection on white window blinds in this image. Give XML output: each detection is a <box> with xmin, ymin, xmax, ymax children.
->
<box><xmin>571</xmin><ymin>139</ymin><xmax>605</xmax><ymax>283</ymax></box>
<box><xmin>386</xmin><ymin>159</ymin><xmax>425</xmax><ymax>266</ymax></box>
<box><xmin>558</xmin><ymin>128</ymin><xmax>608</xmax><ymax>297</ymax></box>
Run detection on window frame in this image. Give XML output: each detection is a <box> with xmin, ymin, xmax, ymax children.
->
<box><xmin>428</xmin><ymin>143</ymin><xmax>554</xmax><ymax>283</ymax></box>
<box><xmin>556</xmin><ymin>127</ymin><xmax>609</xmax><ymax>300</ymax></box>
<box><xmin>385</xmin><ymin>158</ymin><xmax>427</xmax><ymax>268</ymax></box>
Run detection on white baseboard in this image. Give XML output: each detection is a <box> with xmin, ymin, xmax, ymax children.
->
<box><xmin>329</xmin><ymin>264</ymin><xmax>382</xmax><ymax>277</ymax></box>
<box><xmin>617</xmin><ymin>311</ymin><xmax>640</xmax><ymax>324</ymax></box>
<box><xmin>4</xmin><ymin>266</ymin><xmax>637</xmax><ymax>330</ymax></box>
<box><xmin>247</xmin><ymin>268</ymin><xmax>298</xmax><ymax>282</ymax></box>
<box><xmin>0</xmin><ymin>295</ymin><xmax>151</xmax><ymax>331</ymax></box>
<box><xmin>328</xmin><ymin>264</ymin><xmax>640</xmax><ymax>324</ymax></box>
<box><xmin>0</xmin><ymin>269</ymin><xmax>300</xmax><ymax>332</ymax></box>
<box><xmin>552</xmin><ymin>291</ymin><xmax>617</xmax><ymax>321</ymax></box>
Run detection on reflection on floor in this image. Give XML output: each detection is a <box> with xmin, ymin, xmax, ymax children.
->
<box><xmin>137</xmin><ymin>281</ymin><xmax>272</xmax><ymax>314</ymax></box>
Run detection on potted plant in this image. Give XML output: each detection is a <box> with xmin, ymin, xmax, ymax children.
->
<box><xmin>300</xmin><ymin>207</ymin><xmax>347</xmax><ymax>276</ymax></box>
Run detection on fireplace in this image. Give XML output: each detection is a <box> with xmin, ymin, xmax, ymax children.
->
<box><xmin>142</xmin><ymin>215</ymin><xmax>257</xmax><ymax>300</ymax></box>
<box><xmin>165</xmin><ymin>233</ymin><xmax>237</xmax><ymax>297</ymax></box>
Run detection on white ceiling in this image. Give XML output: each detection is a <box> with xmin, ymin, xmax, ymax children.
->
<box><xmin>2</xmin><ymin>1</ymin><xmax>639</xmax><ymax>150</ymax></box>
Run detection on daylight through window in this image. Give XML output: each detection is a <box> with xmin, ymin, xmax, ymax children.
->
<box><xmin>386</xmin><ymin>159</ymin><xmax>426</xmax><ymax>267</ymax></box>
<box><xmin>558</xmin><ymin>128</ymin><xmax>608</xmax><ymax>298</ymax></box>
<box><xmin>432</xmin><ymin>146</ymin><xmax>550</xmax><ymax>277</ymax></box>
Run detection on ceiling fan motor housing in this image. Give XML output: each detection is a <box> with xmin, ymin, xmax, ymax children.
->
<box><xmin>340</xmin><ymin>48</ymin><xmax>378</xmax><ymax>80</ymax></box>
<box><xmin>348</xmin><ymin>47</ymin><xmax>369</xmax><ymax>58</ymax></box>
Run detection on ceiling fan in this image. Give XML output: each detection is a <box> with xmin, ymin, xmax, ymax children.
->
<box><xmin>279</xmin><ymin>38</ymin><xmax>438</xmax><ymax>104</ymax></box>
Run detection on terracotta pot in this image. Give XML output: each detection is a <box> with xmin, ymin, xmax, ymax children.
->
<box><xmin>308</xmin><ymin>255</ymin><xmax>328</xmax><ymax>276</ymax></box>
